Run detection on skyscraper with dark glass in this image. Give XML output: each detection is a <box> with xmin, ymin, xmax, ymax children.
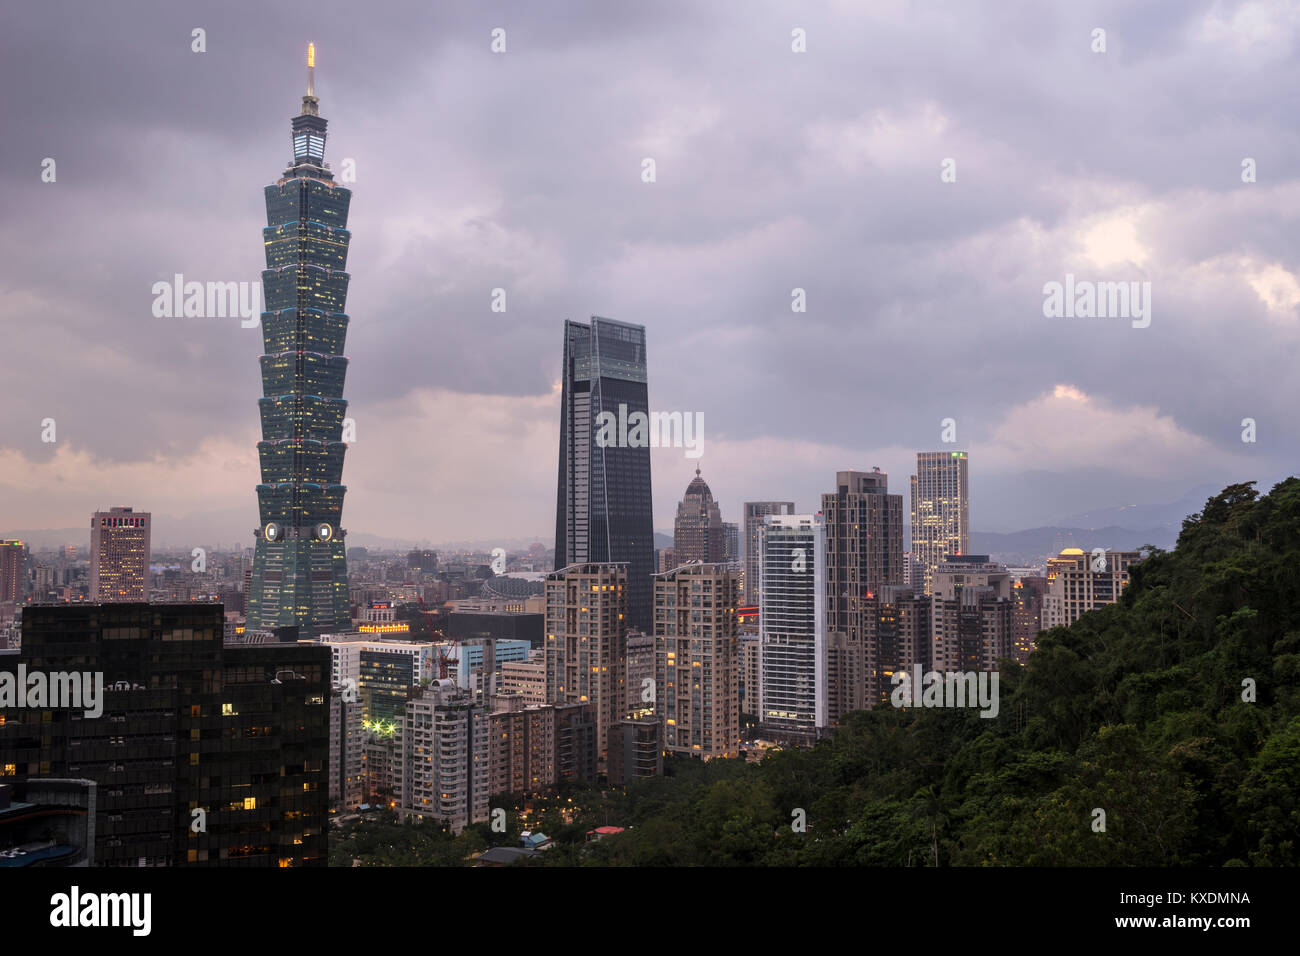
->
<box><xmin>554</xmin><ymin>317</ymin><xmax>655</xmax><ymax>631</ymax></box>
<box><xmin>247</xmin><ymin>45</ymin><xmax>351</xmax><ymax>638</ymax></box>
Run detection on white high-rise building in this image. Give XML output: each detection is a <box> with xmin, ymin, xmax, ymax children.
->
<box><xmin>743</xmin><ymin>501</ymin><xmax>795</xmax><ymax>606</ymax></box>
<box><xmin>757</xmin><ymin>513</ymin><xmax>826</xmax><ymax>744</ymax></box>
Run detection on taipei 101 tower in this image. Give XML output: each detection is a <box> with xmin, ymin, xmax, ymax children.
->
<box><xmin>247</xmin><ymin>44</ymin><xmax>352</xmax><ymax>637</ymax></box>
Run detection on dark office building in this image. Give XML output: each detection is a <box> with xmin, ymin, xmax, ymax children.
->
<box><xmin>446</xmin><ymin>611</ymin><xmax>544</xmax><ymax>650</ymax></box>
<box><xmin>607</xmin><ymin>717</ymin><xmax>663</xmax><ymax>786</ymax></box>
<box><xmin>553</xmin><ymin>317</ymin><xmax>655</xmax><ymax>632</ymax></box>
<box><xmin>554</xmin><ymin>701</ymin><xmax>597</xmax><ymax>786</ymax></box>
<box><xmin>0</xmin><ymin>603</ymin><xmax>329</xmax><ymax>866</ymax></box>
<box><xmin>246</xmin><ymin>46</ymin><xmax>352</xmax><ymax>637</ymax></box>
<box><xmin>407</xmin><ymin>549</ymin><xmax>439</xmax><ymax>572</ymax></box>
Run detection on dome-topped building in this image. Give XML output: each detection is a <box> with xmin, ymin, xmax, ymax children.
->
<box><xmin>673</xmin><ymin>467</ymin><xmax>725</xmax><ymax>565</ymax></box>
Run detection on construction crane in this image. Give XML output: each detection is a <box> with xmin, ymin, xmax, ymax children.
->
<box><xmin>415</xmin><ymin>593</ymin><xmax>458</xmax><ymax>681</ymax></box>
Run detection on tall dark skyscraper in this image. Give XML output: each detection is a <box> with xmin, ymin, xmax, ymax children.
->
<box><xmin>554</xmin><ymin>317</ymin><xmax>655</xmax><ymax>631</ymax></box>
<box><xmin>247</xmin><ymin>45</ymin><xmax>351</xmax><ymax>637</ymax></box>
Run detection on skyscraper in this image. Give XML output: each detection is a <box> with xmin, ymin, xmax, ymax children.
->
<box><xmin>673</xmin><ymin>467</ymin><xmax>724</xmax><ymax>565</ymax></box>
<box><xmin>821</xmin><ymin>469</ymin><xmax>904</xmax><ymax>725</ymax></box>
<box><xmin>910</xmin><ymin>451</ymin><xmax>970</xmax><ymax>595</ymax></box>
<box><xmin>0</xmin><ymin>540</ymin><xmax>23</xmax><ymax>604</ymax></box>
<box><xmin>757</xmin><ymin>513</ymin><xmax>826</xmax><ymax>744</ymax></box>
<box><xmin>822</xmin><ymin>468</ymin><xmax>905</xmax><ymax>607</ymax></box>
<box><xmin>553</xmin><ymin>317</ymin><xmax>655</xmax><ymax>631</ymax></box>
<box><xmin>743</xmin><ymin>501</ymin><xmax>795</xmax><ymax>606</ymax></box>
<box><xmin>89</xmin><ymin>507</ymin><xmax>151</xmax><ymax>602</ymax></box>
<box><xmin>247</xmin><ymin>45</ymin><xmax>352</xmax><ymax>638</ymax></box>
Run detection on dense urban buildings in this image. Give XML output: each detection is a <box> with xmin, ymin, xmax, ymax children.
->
<box><xmin>0</xmin><ymin>603</ymin><xmax>330</xmax><ymax>866</ymax></box>
<box><xmin>910</xmin><ymin>452</ymin><xmax>970</xmax><ymax>595</ymax></box>
<box><xmin>653</xmin><ymin>562</ymin><xmax>740</xmax><ymax>759</ymax></box>
<box><xmin>89</xmin><ymin>507</ymin><xmax>151</xmax><ymax>602</ymax></box>
<box><xmin>247</xmin><ymin>47</ymin><xmax>352</xmax><ymax>638</ymax></box>
<box><xmin>672</xmin><ymin>468</ymin><xmax>725</xmax><ymax>565</ymax></box>
<box><xmin>544</xmin><ymin>562</ymin><xmax>629</xmax><ymax>772</ymax></box>
<box><xmin>743</xmin><ymin>501</ymin><xmax>795</xmax><ymax>606</ymax></box>
<box><xmin>757</xmin><ymin>513</ymin><xmax>826</xmax><ymax>744</ymax></box>
<box><xmin>553</xmin><ymin>317</ymin><xmax>656</xmax><ymax>631</ymax></box>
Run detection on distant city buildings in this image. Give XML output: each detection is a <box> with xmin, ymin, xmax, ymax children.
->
<box><xmin>89</xmin><ymin>507</ymin><xmax>151</xmax><ymax>602</ymax></box>
<box><xmin>407</xmin><ymin>549</ymin><xmax>439</xmax><ymax>572</ymax></box>
<box><xmin>910</xmin><ymin>452</ymin><xmax>970</xmax><ymax>595</ymax></box>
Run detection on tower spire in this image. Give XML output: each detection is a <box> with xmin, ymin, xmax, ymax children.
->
<box><xmin>300</xmin><ymin>42</ymin><xmax>320</xmax><ymax>117</ymax></box>
<box><xmin>288</xmin><ymin>42</ymin><xmax>329</xmax><ymax>176</ymax></box>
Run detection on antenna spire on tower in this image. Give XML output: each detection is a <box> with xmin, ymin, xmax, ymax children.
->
<box><xmin>307</xmin><ymin>42</ymin><xmax>315</xmax><ymax>97</ymax></box>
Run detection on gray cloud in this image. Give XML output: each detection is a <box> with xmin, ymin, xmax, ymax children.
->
<box><xmin>2</xmin><ymin>0</ymin><xmax>1297</xmax><ymax>542</ymax></box>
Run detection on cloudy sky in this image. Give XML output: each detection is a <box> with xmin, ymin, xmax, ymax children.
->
<box><xmin>2</xmin><ymin>0</ymin><xmax>1298</xmax><ymax>549</ymax></box>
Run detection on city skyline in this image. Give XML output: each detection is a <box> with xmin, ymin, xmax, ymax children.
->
<box><xmin>3</xmin><ymin>2</ymin><xmax>1296</xmax><ymax>548</ymax></box>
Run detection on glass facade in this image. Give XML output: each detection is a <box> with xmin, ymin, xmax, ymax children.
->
<box><xmin>247</xmin><ymin>84</ymin><xmax>351</xmax><ymax>637</ymax></box>
<box><xmin>554</xmin><ymin>318</ymin><xmax>655</xmax><ymax>631</ymax></box>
